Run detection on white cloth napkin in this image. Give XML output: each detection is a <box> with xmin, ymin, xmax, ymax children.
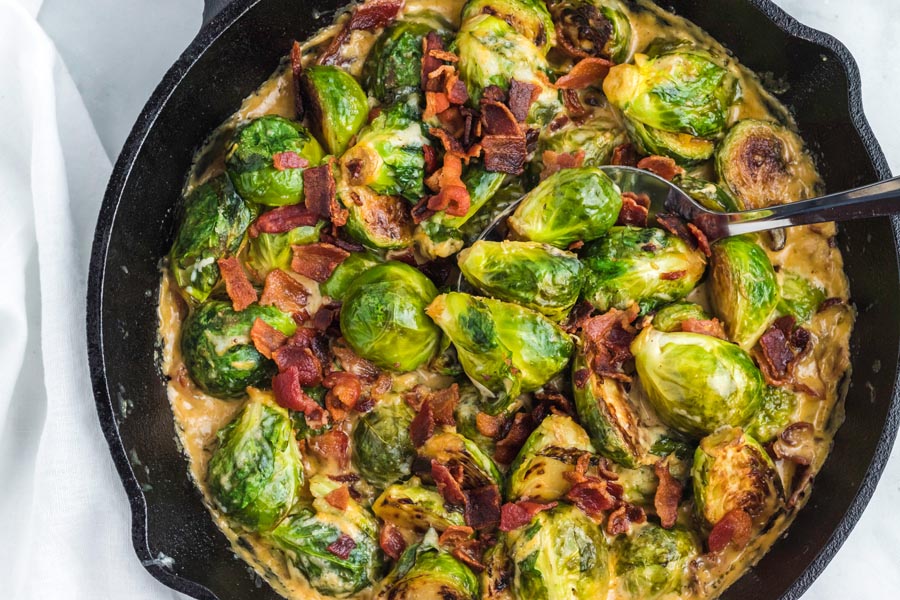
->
<box><xmin>0</xmin><ymin>0</ymin><xmax>896</xmax><ymax>598</ymax></box>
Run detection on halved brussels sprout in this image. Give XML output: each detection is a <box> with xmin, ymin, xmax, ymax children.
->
<box><xmin>533</xmin><ymin>114</ymin><xmax>628</xmax><ymax>175</ymax></box>
<box><xmin>420</xmin><ymin>431</ymin><xmax>503</xmax><ymax>489</ymax></box>
<box><xmin>341</xmin><ymin>184</ymin><xmax>414</xmax><ymax>249</ymax></box>
<box><xmin>508</xmin><ymin>414</ymin><xmax>594</xmax><ymax>502</ymax></box>
<box><xmin>777</xmin><ymin>270</ymin><xmax>826</xmax><ymax>324</ymax></box>
<box><xmin>375</xmin><ymin>530</ymin><xmax>479</xmax><ymax>599</ymax></box>
<box><xmin>181</xmin><ymin>300</ymin><xmax>297</xmax><ymax>398</ymax></box>
<box><xmin>692</xmin><ymin>427</ymin><xmax>782</xmax><ymax>529</ymax></box>
<box><xmin>245</xmin><ymin>221</ymin><xmax>325</xmax><ymax>280</ymax></box>
<box><xmin>300</xmin><ymin>65</ymin><xmax>369</xmax><ymax>155</ymax></box>
<box><xmin>454</xmin><ymin>383</ymin><xmax>499</xmax><ymax>455</ymax></box>
<box><xmin>353</xmin><ymin>400</ymin><xmax>416</xmax><ymax>488</ymax></box>
<box><xmin>206</xmin><ymin>389</ymin><xmax>303</xmax><ymax>531</ymax></box>
<box><xmin>716</xmin><ymin>119</ymin><xmax>820</xmax><ymax>209</ymax></box>
<box><xmin>508</xmin><ymin>166</ymin><xmax>623</xmax><ymax>249</ymax></box>
<box><xmin>373</xmin><ymin>477</ymin><xmax>467</xmax><ymax>533</ymax></box>
<box><xmin>708</xmin><ymin>236</ymin><xmax>779</xmax><ymax>350</ymax></box>
<box><xmin>548</xmin><ymin>0</ymin><xmax>633</xmax><ymax>63</ymax></box>
<box><xmin>340</xmin><ymin>262</ymin><xmax>441</xmax><ymax>371</ymax></box>
<box><xmin>631</xmin><ymin>327</ymin><xmax>764</xmax><ymax>438</ymax></box>
<box><xmin>458</xmin><ymin>240</ymin><xmax>584</xmax><ymax>320</ymax></box>
<box><xmin>225</xmin><ymin>116</ymin><xmax>324</xmax><ymax>206</ymax></box>
<box><xmin>461</xmin><ymin>0</ymin><xmax>556</xmax><ymax>53</ymax></box>
<box><xmin>427</xmin><ymin>293</ymin><xmax>575</xmax><ymax>413</ymax></box>
<box><xmin>320</xmin><ymin>251</ymin><xmax>383</xmax><ymax>300</ymax></box>
<box><xmin>482</xmin><ymin>534</ymin><xmax>516</xmax><ymax>600</ymax></box>
<box><xmin>581</xmin><ymin>226</ymin><xmax>707</xmax><ymax>314</ymax></box>
<box><xmin>268</xmin><ymin>476</ymin><xmax>383</xmax><ymax>597</ymax></box>
<box><xmin>341</xmin><ymin>100</ymin><xmax>429</xmax><ymax>202</ymax></box>
<box><xmin>651</xmin><ymin>302</ymin><xmax>710</xmax><ymax>332</ymax></box>
<box><xmin>614</xmin><ymin>523</ymin><xmax>700</xmax><ymax>600</ymax></box>
<box><xmin>507</xmin><ymin>503</ymin><xmax>610</xmax><ymax>600</ymax></box>
<box><xmin>625</xmin><ymin>119</ymin><xmax>717</xmax><ymax>165</ymax></box>
<box><xmin>169</xmin><ymin>175</ymin><xmax>253</xmax><ymax>303</ymax></box>
<box><xmin>674</xmin><ymin>174</ymin><xmax>742</xmax><ymax>212</ymax></box>
<box><xmin>745</xmin><ymin>385</ymin><xmax>796</xmax><ymax>443</ymax></box>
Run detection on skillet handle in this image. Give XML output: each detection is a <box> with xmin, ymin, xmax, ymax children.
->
<box><xmin>203</xmin><ymin>0</ymin><xmax>233</xmax><ymax>25</ymax></box>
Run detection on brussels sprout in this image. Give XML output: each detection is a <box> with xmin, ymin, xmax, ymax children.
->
<box><xmin>456</xmin><ymin>14</ymin><xmax>562</xmax><ymax>124</ymax></box>
<box><xmin>461</xmin><ymin>0</ymin><xmax>556</xmax><ymax>53</ymax></box>
<box><xmin>340</xmin><ymin>262</ymin><xmax>441</xmax><ymax>371</ymax></box>
<box><xmin>614</xmin><ymin>523</ymin><xmax>700</xmax><ymax>599</ymax></box>
<box><xmin>290</xmin><ymin>385</ymin><xmax>332</xmax><ymax>439</ymax></box>
<box><xmin>507</xmin><ymin>503</ymin><xmax>610</xmax><ymax>600</ymax></box>
<box><xmin>268</xmin><ymin>476</ymin><xmax>383</xmax><ymax>596</ymax></box>
<box><xmin>716</xmin><ymin>119</ymin><xmax>820</xmax><ymax>209</ymax></box>
<box><xmin>648</xmin><ymin>435</ymin><xmax>696</xmax><ymax>462</ymax></box>
<box><xmin>533</xmin><ymin>114</ymin><xmax>627</xmax><ymax>175</ymax></box>
<box><xmin>300</xmin><ymin>65</ymin><xmax>369</xmax><ymax>155</ymax></box>
<box><xmin>777</xmin><ymin>270</ymin><xmax>826</xmax><ymax>324</ymax></box>
<box><xmin>352</xmin><ymin>400</ymin><xmax>416</xmax><ymax>488</ymax></box>
<box><xmin>206</xmin><ymin>389</ymin><xmax>303</xmax><ymax>531</ymax></box>
<box><xmin>341</xmin><ymin>183</ymin><xmax>414</xmax><ymax>249</ymax></box>
<box><xmin>245</xmin><ymin>221</ymin><xmax>325</xmax><ymax>280</ymax></box>
<box><xmin>708</xmin><ymin>236</ymin><xmax>779</xmax><ymax>349</ymax></box>
<box><xmin>674</xmin><ymin>174</ymin><xmax>742</xmax><ymax>212</ymax></box>
<box><xmin>458</xmin><ymin>241</ymin><xmax>584</xmax><ymax>320</ymax></box>
<box><xmin>374</xmin><ymin>529</ymin><xmax>479</xmax><ymax>599</ymax></box>
<box><xmin>426</xmin><ymin>293</ymin><xmax>575</xmax><ymax>413</ymax></box>
<box><xmin>572</xmin><ymin>353</ymin><xmax>648</xmax><ymax>468</ymax></box>
<box><xmin>581</xmin><ymin>226</ymin><xmax>707</xmax><ymax>314</ymax></box>
<box><xmin>508</xmin><ymin>166</ymin><xmax>623</xmax><ymax>249</ymax></box>
<box><xmin>651</xmin><ymin>302</ymin><xmax>710</xmax><ymax>333</ymax></box>
<box><xmin>454</xmin><ymin>383</ymin><xmax>499</xmax><ymax>455</ymax></box>
<box><xmin>456</xmin><ymin>177</ymin><xmax>525</xmax><ymax>245</ymax></box>
<box><xmin>225</xmin><ymin>116</ymin><xmax>324</xmax><ymax>206</ymax></box>
<box><xmin>420</xmin><ymin>431</ymin><xmax>503</xmax><ymax>489</ymax></box>
<box><xmin>169</xmin><ymin>175</ymin><xmax>253</xmax><ymax>303</ymax></box>
<box><xmin>631</xmin><ymin>327</ymin><xmax>764</xmax><ymax>438</ymax></box>
<box><xmin>320</xmin><ymin>251</ymin><xmax>383</xmax><ymax>300</ymax></box>
<box><xmin>482</xmin><ymin>535</ymin><xmax>516</xmax><ymax>600</ymax></box>
<box><xmin>692</xmin><ymin>427</ymin><xmax>782</xmax><ymax>528</ymax></box>
<box><xmin>548</xmin><ymin>0</ymin><xmax>633</xmax><ymax>63</ymax></box>
<box><xmin>508</xmin><ymin>414</ymin><xmax>594</xmax><ymax>502</ymax></box>
<box><xmin>373</xmin><ymin>477</ymin><xmax>467</xmax><ymax>533</ymax></box>
<box><xmin>181</xmin><ymin>300</ymin><xmax>297</xmax><ymax>398</ymax></box>
<box><xmin>745</xmin><ymin>385</ymin><xmax>796</xmax><ymax>443</ymax></box>
<box><xmin>341</xmin><ymin>100</ymin><xmax>430</xmax><ymax>202</ymax></box>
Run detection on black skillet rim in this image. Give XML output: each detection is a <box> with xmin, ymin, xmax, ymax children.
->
<box><xmin>85</xmin><ymin>1</ymin><xmax>899</xmax><ymax>599</ymax></box>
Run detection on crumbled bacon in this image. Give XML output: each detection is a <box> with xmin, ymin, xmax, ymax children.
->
<box><xmin>660</xmin><ymin>270</ymin><xmax>687</xmax><ymax>281</ymax></box>
<box><xmin>581</xmin><ymin>305</ymin><xmax>639</xmax><ymax>381</ymax></box>
<box><xmin>319</xmin><ymin>231</ymin><xmax>365</xmax><ymax>253</ymax></box>
<box><xmin>430</xmin><ymin>384</ymin><xmax>460</xmax><ymax>427</ymax></box>
<box><xmin>687</xmin><ymin>222</ymin><xmax>711</xmax><ymax>257</ymax></box>
<box><xmin>290</xmin><ymin>41</ymin><xmax>304</xmax><ymax>119</ymax></box>
<box><xmin>755</xmin><ymin>316</ymin><xmax>811</xmax><ymax>387</ymax></box>
<box><xmin>323</xmin><ymin>371</ymin><xmax>362</xmax><ymax>419</ymax></box>
<box><xmin>425</xmin><ymin>153</ymin><xmax>471</xmax><ymax>217</ymax></box>
<box><xmin>326</xmin><ymin>534</ymin><xmax>357</xmax><ymax>559</ymax></box>
<box><xmin>438</xmin><ymin>525</ymin><xmax>474</xmax><ymax>547</ymax></box>
<box><xmin>424</xmin><ymin>91</ymin><xmax>451</xmax><ymax>121</ymax></box>
<box><xmin>480</xmin><ymin>100</ymin><xmax>521</xmax><ymax>136</ymax></box>
<box><xmin>325</xmin><ymin>485</ymin><xmax>351</xmax><ymax>510</ymax></box>
<box><xmin>311</xmin><ymin>307</ymin><xmax>336</xmax><ymax>331</ymax></box>
<box><xmin>508</xmin><ymin>79</ymin><xmax>540</xmax><ymax>122</ymax></box>
<box><xmin>332</xmin><ymin>343</ymin><xmax>380</xmax><ymax>383</ymax></box>
<box><xmin>482</xmin><ymin>85</ymin><xmax>506</xmax><ymax>103</ymax></box>
<box><xmin>272</xmin><ymin>151</ymin><xmax>309</xmax><ymax>171</ymax></box>
<box><xmin>481</xmin><ymin>134</ymin><xmax>527</xmax><ymax>174</ymax></box>
<box><xmin>250</xmin><ymin>318</ymin><xmax>288</xmax><ymax>359</ymax></box>
<box><xmin>421</xmin><ymin>32</ymin><xmax>446</xmax><ymax>91</ymax></box>
<box><xmin>561</xmin><ymin>89</ymin><xmax>587</xmax><ymax>118</ymax></box>
<box><xmin>446</xmin><ymin>77</ymin><xmax>469</xmax><ymax>105</ymax></box>
<box><xmin>707</xmin><ymin>509</ymin><xmax>753</xmax><ymax>553</ymax></box>
<box><xmin>273</xmin><ymin>368</ymin><xmax>329</xmax><ymax>428</ymax></box>
<box><xmin>273</xmin><ymin>345</ymin><xmax>323</xmax><ymax>386</ymax></box>
<box><xmin>476</xmin><ymin>412</ymin><xmax>506</xmax><ymax>439</ymax></box>
<box><xmin>309</xmin><ymin>430</ymin><xmax>350</xmax><ymax>469</ymax></box>
<box><xmin>500</xmin><ymin>501</ymin><xmax>558</xmax><ymax>532</ymax></box>
<box><xmin>303</xmin><ymin>162</ymin><xmax>347</xmax><ymax>226</ymax></box>
<box><xmin>432</xmin><ymin>460</ymin><xmax>466</xmax><ymax>507</ymax></box>
<box><xmin>540</xmin><ymin>150</ymin><xmax>585</xmax><ymax>180</ymax></box>
<box><xmin>493</xmin><ymin>412</ymin><xmax>536</xmax><ymax>465</ymax></box>
<box><xmin>217</xmin><ymin>256</ymin><xmax>257</xmax><ymax>311</ymax></box>
<box><xmin>555</xmin><ymin>57</ymin><xmax>613</xmax><ymax>89</ymax></box>
<box><xmin>532</xmin><ymin>390</ymin><xmax>576</xmax><ymax>423</ymax></box>
<box><xmin>464</xmin><ymin>485</ymin><xmax>502</xmax><ymax>531</ymax></box>
<box><xmin>410</xmin><ymin>400</ymin><xmax>435</xmax><ymax>447</ymax></box>
<box><xmin>654</xmin><ymin>460</ymin><xmax>683</xmax><ymax>529</ymax></box>
<box><xmin>611</xmin><ymin>143</ymin><xmax>638</xmax><ymax>167</ymax></box>
<box><xmin>616</xmin><ymin>191</ymin><xmax>650</xmax><ymax>227</ymax></box>
<box><xmin>656</xmin><ymin>213</ymin><xmax>698</xmax><ymax>250</ymax></box>
<box><xmin>563</xmin><ymin>300</ymin><xmax>595</xmax><ymax>334</ymax></box>
<box><xmin>291</xmin><ymin>243</ymin><xmax>350</xmax><ymax>282</ymax></box>
<box><xmin>773</xmin><ymin>422</ymin><xmax>816</xmax><ymax>466</ymax></box>
<box><xmin>637</xmin><ymin>155</ymin><xmax>684</xmax><ymax>181</ymax></box>
<box><xmin>260</xmin><ymin>269</ymin><xmax>308</xmax><ymax>314</ymax></box>
<box><xmin>379</xmin><ymin>522</ymin><xmax>406</xmax><ymax>560</ymax></box>
<box><xmin>566</xmin><ymin>477</ymin><xmax>618</xmax><ymax>518</ymax></box>
<box><xmin>317</xmin><ymin>0</ymin><xmax>404</xmax><ymax>65</ymax></box>
<box><xmin>251</xmin><ymin>204</ymin><xmax>319</xmax><ymax>236</ymax></box>
<box><xmin>680</xmin><ymin>318</ymin><xmax>727</xmax><ymax>340</ymax></box>
<box><xmin>606</xmin><ymin>504</ymin><xmax>647</xmax><ymax>536</ymax></box>
<box><xmin>573</xmin><ymin>368</ymin><xmax>591</xmax><ymax>389</ymax></box>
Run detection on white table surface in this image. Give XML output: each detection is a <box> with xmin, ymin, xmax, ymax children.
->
<box><xmin>34</xmin><ymin>0</ymin><xmax>900</xmax><ymax>598</ymax></box>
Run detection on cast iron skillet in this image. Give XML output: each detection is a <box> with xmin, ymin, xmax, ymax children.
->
<box><xmin>86</xmin><ymin>1</ymin><xmax>900</xmax><ymax>599</ymax></box>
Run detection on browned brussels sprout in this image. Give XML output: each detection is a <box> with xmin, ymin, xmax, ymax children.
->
<box><xmin>300</xmin><ymin>65</ymin><xmax>369</xmax><ymax>155</ymax></box>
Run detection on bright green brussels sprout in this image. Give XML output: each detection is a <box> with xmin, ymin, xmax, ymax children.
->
<box><xmin>206</xmin><ymin>389</ymin><xmax>303</xmax><ymax>531</ymax></box>
<box><xmin>340</xmin><ymin>183</ymin><xmax>414</xmax><ymax>249</ymax></box>
<box><xmin>614</xmin><ymin>523</ymin><xmax>700</xmax><ymax>599</ymax></box>
<box><xmin>625</xmin><ymin>119</ymin><xmax>717</xmax><ymax>165</ymax></box>
<box><xmin>181</xmin><ymin>300</ymin><xmax>297</xmax><ymax>398</ymax></box>
<box><xmin>508</xmin><ymin>166</ymin><xmax>623</xmax><ymax>249</ymax></box>
<box><xmin>340</xmin><ymin>262</ymin><xmax>441</xmax><ymax>371</ymax></box>
<box><xmin>651</xmin><ymin>302</ymin><xmax>711</xmax><ymax>333</ymax></box>
<box><xmin>169</xmin><ymin>175</ymin><xmax>253</xmax><ymax>303</ymax></box>
<box><xmin>548</xmin><ymin>0</ymin><xmax>633</xmax><ymax>63</ymax></box>
<box><xmin>533</xmin><ymin>114</ymin><xmax>627</xmax><ymax>175</ymax></box>
<box><xmin>268</xmin><ymin>476</ymin><xmax>383</xmax><ymax>597</ymax></box>
<box><xmin>458</xmin><ymin>240</ymin><xmax>584</xmax><ymax>320</ymax></box>
<box><xmin>716</xmin><ymin>119</ymin><xmax>820</xmax><ymax>209</ymax></box>
<box><xmin>745</xmin><ymin>385</ymin><xmax>796</xmax><ymax>443</ymax></box>
<box><xmin>245</xmin><ymin>220</ymin><xmax>325</xmax><ymax>280</ymax></box>
<box><xmin>508</xmin><ymin>414</ymin><xmax>594</xmax><ymax>502</ymax></box>
<box><xmin>420</xmin><ymin>431</ymin><xmax>503</xmax><ymax>489</ymax></box>
<box><xmin>581</xmin><ymin>226</ymin><xmax>707</xmax><ymax>314</ymax></box>
<box><xmin>692</xmin><ymin>427</ymin><xmax>782</xmax><ymax>528</ymax></box>
<box><xmin>374</xmin><ymin>529</ymin><xmax>479</xmax><ymax>599</ymax></box>
<box><xmin>631</xmin><ymin>327</ymin><xmax>764</xmax><ymax>438</ymax></box>
<box><xmin>373</xmin><ymin>477</ymin><xmax>467</xmax><ymax>533</ymax></box>
<box><xmin>320</xmin><ymin>251</ymin><xmax>382</xmax><ymax>300</ymax></box>
<box><xmin>674</xmin><ymin>174</ymin><xmax>742</xmax><ymax>212</ymax></box>
<box><xmin>426</xmin><ymin>293</ymin><xmax>575</xmax><ymax>413</ymax></box>
<box><xmin>461</xmin><ymin>0</ymin><xmax>556</xmax><ymax>53</ymax></box>
<box><xmin>456</xmin><ymin>14</ymin><xmax>562</xmax><ymax>124</ymax></box>
<box><xmin>708</xmin><ymin>236</ymin><xmax>779</xmax><ymax>349</ymax></box>
<box><xmin>225</xmin><ymin>116</ymin><xmax>324</xmax><ymax>206</ymax></box>
<box><xmin>300</xmin><ymin>65</ymin><xmax>369</xmax><ymax>155</ymax></box>
<box><xmin>777</xmin><ymin>270</ymin><xmax>826</xmax><ymax>324</ymax></box>
<box><xmin>456</xmin><ymin>177</ymin><xmax>525</xmax><ymax>244</ymax></box>
<box><xmin>352</xmin><ymin>400</ymin><xmax>416</xmax><ymax>488</ymax></box>
<box><xmin>341</xmin><ymin>100</ymin><xmax>430</xmax><ymax>202</ymax></box>
<box><xmin>507</xmin><ymin>503</ymin><xmax>610</xmax><ymax>600</ymax></box>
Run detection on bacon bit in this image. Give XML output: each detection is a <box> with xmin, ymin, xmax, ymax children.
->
<box><xmin>303</xmin><ymin>162</ymin><xmax>347</xmax><ymax>226</ymax></box>
<box><xmin>581</xmin><ymin>305</ymin><xmax>639</xmax><ymax>381</ymax></box>
<box><xmin>566</xmin><ymin>478</ymin><xmax>618</xmax><ymax>518</ymax></box>
<box><xmin>493</xmin><ymin>412</ymin><xmax>536</xmax><ymax>465</ymax></box>
<box><xmin>430</xmin><ymin>384</ymin><xmax>460</xmax><ymax>426</ymax></box>
<box><xmin>446</xmin><ymin>77</ymin><xmax>469</xmax><ymax>105</ymax></box>
<box><xmin>476</xmin><ymin>412</ymin><xmax>506</xmax><ymax>439</ymax></box>
<box><xmin>323</xmin><ymin>371</ymin><xmax>363</xmax><ymax>417</ymax></box>
<box><xmin>687</xmin><ymin>222</ymin><xmax>711</xmax><ymax>257</ymax></box>
<box><xmin>291</xmin><ymin>243</ymin><xmax>350</xmax><ymax>282</ymax></box>
<box><xmin>317</xmin><ymin>0</ymin><xmax>404</xmax><ymax>65</ymax></box>
<box><xmin>452</xmin><ymin>546</ymin><xmax>486</xmax><ymax>573</ymax></box>
<box><xmin>660</xmin><ymin>270</ymin><xmax>687</xmax><ymax>281</ymax></box>
<box><xmin>429</xmin><ymin>48</ymin><xmax>459</xmax><ymax>63</ymax></box>
<box><xmin>637</xmin><ymin>155</ymin><xmax>685</xmax><ymax>181</ymax></box>
<box><xmin>611</xmin><ymin>142</ymin><xmax>638</xmax><ymax>167</ymax></box>
<box><xmin>260</xmin><ymin>269</ymin><xmax>308</xmax><ymax>314</ymax></box>
<box><xmin>421</xmin><ymin>32</ymin><xmax>445</xmax><ymax>91</ymax></box>
<box><xmin>656</xmin><ymin>213</ymin><xmax>698</xmax><ymax>250</ymax></box>
<box><xmin>379</xmin><ymin>522</ymin><xmax>406</xmax><ymax>560</ymax></box>
<box><xmin>251</xmin><ymin>204</ymin><xmax>319</xmax><ymax>237</ymax></box>
<box><xmin>273</xmin><ymin>368</ymin><xmax>330</xmax><ymax>427</ymax></box>
<box><xmin>326</xmin><ymin>533</ymin><xmax>357</xmax><ymax>559</ymax></box>
<box><xmin>607</xmin><ymin>504</ymin><xmax>647</xmax><ymax>536</ymax></box>
<box><xmin>424</xmin><ymin>91</ymin><xmax>451</xmax><ymax>121</ymax></box>
<box><xmin>482</xmin><ymin>85</ymin><xmax>506</xmax><ymax>103</ymax></box>
<box><xmin>290</xmin><ymin>41</ymin><xmax>305</xmax><ymax>119</ymax></box>
<box><xmin>616</xmin><ymin>191</ymin><xmax>650</xmax><ymax>227</ymax></box>
<box><xmin>573</xmin><ymin>368</ymin><xmax>591</xmax><ymax>389</ymax></box>
<box><xmin>561</xmin><ymin>88</ymin><xmax>586</xmax><ymax>118</ymax></box>
<box><xmin>272</xmin><ymin>151</ymin><xmax>309</xmax><ymax>171</ymax></box>
<box><xmin>680</xmin><ymin>318</ymin><xmax>726</xmax><ymax>340</ymax></box>
<box><xmin>653</xmin><ymin>460</ymin><xmax>683</xmax><ymax>529</ymax></box>
<box><xmin>508</xmin><ymin>79</ymin><xmax>540</xmax><ymax>122</ymax></box>
<box><xmin>773</xmin><ymin>422</ymin><xmax>817</xmax><ymax>466</ymax></box>
<box><xmin>438</xmin><ymin>525</ymin><xmax>474</xmax><ymax>547</ymax></box>
<box><xmin>756</xmin><ymin>325</ymin><xmax>797</xmax><ymax>386</ymax></box>
<box><xmin>309</xmin><ymin>430</ymin><xmax>350</xmax><ymax>469</ymax></box>
<box><xmin>410</xmin><ymin>400</ymin><xmax>435</xmax><ymax>447</ymax></box>
<box><xmin>273</xmin><ymin>345</ymin><xmax>323</xmax><ymax>385</ymax></box>
<box><xmin>540</xmin><ymin>150</ymin><xmax>585</xmax><ymax>180</ymax></box>
<box><xmin>481</xmin><ymin>134</ymin><xmax>527</xmax><ymax>175</ymax></box>
<box><xmin>563</xmin><ymin>301</ymin><xmax>595</xmax><ymax>335</ymax></box>
<box><xmin>217</xmin><ymin>257</ymin><xmax>257</xmax><ymax>311</ymax></box>
<box><xmin>311</xmin><ymin>307</ymin><xmax>335</xmax><ymax>331</ymax></box>
<box><xmin>325</xmin><ymin>485</ymin><xmax>351</xmax><ymax>510</ymax></box>
<box><xmin>568</xmin><ymin>240</ymin><xmax>584</xmax><ymax>251</ymax></box>
<box><xmin>422</xmin><ymin>143</ymin><xmax>438</xmax><ymax>176</ymax></box>
<box><xmin>818</xmin><ymin>297</ymin><xmax>843</xmax><ymax>312</ymax></box>
<box><xmin>426</xmin><ymin>153</ymin><xmax>472</xmax><ymax>216</ymax></box>
<box><xmin>432</xmin><ymin>460</ymin><xmax>467</xmax><ymax>507</ymax></box>
<box><xmin>555</xmin><ymin>57</ymin><xmax>613</xmax><ymax>89</ymax></box>
<box><xmin>250</xmin><ymin>318</ymin><xmax>288</xmax><ymax>359</ymax></box>
<box><xmin>332</xmin><ymin>343</ymin><xmax>380</xmax><ymax>383</ymax></box>
<box><xmin>531</xmin><ymin>390</ymin><xmax>576</xmax><ymax>423</ymax></box>
<box><xmin>500</xmin><ymin>501</ymin><xmax>558</xmax><ymax>532</ymax></box>
<box><xmin>464</xmin><ymin>485</ymin><xmax>502</xmax><ymax>531</ymax></box>
<box><xmin>707</xmin><ymin>508</ymin><xmax>753</xmax><ymax>553</ymax></box>
<box><xmin>480</xmin><ymin>100</ymin><xmax>521</xmax><ymax>136</ymax></box>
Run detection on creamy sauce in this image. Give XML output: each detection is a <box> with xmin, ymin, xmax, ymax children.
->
<box><xmin>158</xmin><ymin>1</ymin><xmax>854</xmax><ymax>598</ymax></box>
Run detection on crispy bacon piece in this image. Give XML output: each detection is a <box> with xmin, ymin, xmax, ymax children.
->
<box><xmin>250</xmin><ymin>318</ymin><xmax>288</xmax><ymax>359</ymax></box>
<box><xmin>566</xmin><ymin>477</ymin><xmax>618</xmax><ymax>518</ymax></box>
<box><xmin>251</xmin><ymin>204</ymin><xmax>319</xmax><ymax>237</ymax></box>
<box><xmin>637</xmin><ymin>155</ymin><xmax>685</xmax><ymax>181</ymax></box>
<box><xmin>438</xmin><ymin>526</ymin><xmax>486</xmax><ymax>571</ymax></box>
<box><xmin>325</xmin><ymin>485</ymin><xmax>351</xmax><ymax>510</ymax></box>
<box><xmin>508</xmin><ymin>79</ymin><xmax>540</xmax><ymax>122</ymax></box>
<box><xmin>273</xmin><ymin>367</ymin><xmax>329</xmax><ymax>428</ymax></box>
<box><xmin>493</xmin><ymin>412</ymin><xmax>536</xmax><ymax>465</ymax></box>
<box><xmin>426</xmin><ymin>153</ymin><xmax>471</xmax><ymax>217</ymax></box>
<box><xmin>332</xmin><ymin>342</ymin><xmax>380</xmax><ymax>383</ymax></box>
<box><xmin>532</xmin><ymin>390</ymin><xmax>576</xmax><ymax>423</ymax></box>
<box><xmin>756</xmin><ymin>317</ymin><xmax>810</xmax><ymax>386</ymax></box>
<box><xmin>681</xmin><ymin>318</ymin><xmax>727</xmax><ymax>340</ymax></box>
<box><xmin>326</xmin><ymin>534</ymin><xmax>357</xmax><ymax>559</ymax></box>
<box><xmin>291</xmin><ymin>243</ymin><xmax>350</xmax><ymax>282</ymax></box>
<box><xmin>379</xmin><ymin>522</ymin><xmax>406</xmax><ymax>560</ymax></box>
<box><xmin>290</xmin><ymin>41</ymin><xmax>305</xmax><ymax>119</ymax></box>
<box><xmin>476</xmin><ymin>412</ymin><xmax>506</xmax><ymax>439</ymax></box>
<box><xmin>303</xmin><ymin>162</ymin><xmax>347</xmax><ymax>226</ymax></box>
<box><xmin>563</xmin><ymin>300</ymin><xmax>595</xmax><ymax>334</ymax></box>
<box><xmin>446</xmin><ymin>77</ymin><xmax>469</xmax><ymax>105</ymax></box>
<box><xmin>439</xmin><ymin>525</ymin><xmax>474</xmax><ymax>547</ymax></box>
<box><xmin>319</xmin><ymin>231</ymin><xmax>364</xmax><ymax>253</ymax></box>
<box><xmin>272</xmin><ymin>151</ymin><xmax>309</xmax><ymax>171</ymax></box>
<box><xmin>656</xmin><ymin>213</ymin><xmax>698</xmax><ymax>250</ymax></box>
<box><xmin>687</xmin><ymin>222</ymin><xmax>711</xmax><ymax>257</ymax></box>
<box><xmin>616</xmin><ymin>191</ymin><xmax>650</xmax><ymax>227</ymax></box>
<box><xmin>773</xmin><ymin>422</ymin><xmax>817</xmax><ymax>466</ymax></box>
<box><xmin>581</xmin><ymin>305</ymin><xmax>639</xmax><ymax>381</ymax></box>
<box><xmin>540</xmin><ymin>150</ymin><xmax>585</xmax><ymax>180</ymax></box>
<box><xmin>424</xmin><ymin>91</ymin><xmax>451</xmax><ymax>121</ymax></box>
<box><xmin>606</xmin><ymin>504</ymin><xmax>647</xmax><ymax>536</ymax></box>
<box><xmin>273</xmin><ymin>345</ymin><xmax>323</xmax><ymax>386</ymax></box>
<box><xmin>309</xmin><ymin>430</ymin><xmax>350</xmax><ymax>469</ymax></box>
<box><xmin>555</xmin><ymin>57</ymin><xmax>613</xmax><ymax>89</ymax></box>
<box><xmin>481</xmin><ymin>100</ymin><xmax>521</xmax><ymax>136</ymax></box>
<box><xmin>481</xmin><ymin>134</ymin><xmax>527</xmax><ymax>175</ymax></box>
<box><xmin>653</xmin><ymin>461</ymin><xmax>683</xmax><ymax>529</ymax></box>
<box><xmin>410</xmin><ymin>400</ymin><xmax>435</xmax><ymax>447</ymax></box>
<box><xmin>317</xmin><ymin>0</ymin><xmax>404</xmax><ymax>65</ymax></box>
<box><xmin>660</xmin><ymin>270</ymin><xmax>687</xmax><ymax>281</ymax></box>
<box><xmin>421</xmin><ymin>32</ymin><xmax>445</xmax><ymax>90</ymax></box>
<box><xmin>464</xmin><ymin>485</ymin><xmax>502</xmax><ymax>531</ymax></box>
<box><xmin>500</xmin><ymin>501</ymin><xmax>558</xmax><ymax>532</ymax></box>
<box><xmin>561</xmin><ymin>88</ymin><xmax>586</xmax><ymax>118</ymax></box>
<box><xmin>430</xmin><ymin>384</ymin><xmax>460</xmax><ymax>426</ymax></box>
<box><xmin>707</xmin><ymin>509</ymin><xmax>753</xmax><ymax>553</ymax></box>
<box><xmin>217</xmin><ymin>257</ymin><xmax>257</xmax><ymax>311</ymax></box>
<box><xmin>611</xmin><ymin>142</ymin><xmax>638</xmax><ymax>167</ymax></box>
<box><xmin>311</xmin><ymin>307</ymin><xmax>336</xmax><ymax>331</ymax></box>
<box><xmin>323</xmin><ymin>371</ymin><xmax>362</xmax><ymax>419</ymax></box>
<box><xmin>432</xmin><ymin>460</ymin><xmax>467</xmax><ymax>507</ymax></box>
<box><xmin>260</xmin><ymin>269</ymin><xmax>309</xmax><ymax>314</ymax></box>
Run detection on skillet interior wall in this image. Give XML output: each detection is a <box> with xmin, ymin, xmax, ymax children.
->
<box><xmin>89</xmin><ymin>0</ymin><xmax>899</xmax><ymax>599</ymax></box>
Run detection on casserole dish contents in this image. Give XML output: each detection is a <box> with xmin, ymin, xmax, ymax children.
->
<box><xmin>158</xmin><ymin>0</ymin><xmax>854</xmax><ymax>598</ymax></box>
